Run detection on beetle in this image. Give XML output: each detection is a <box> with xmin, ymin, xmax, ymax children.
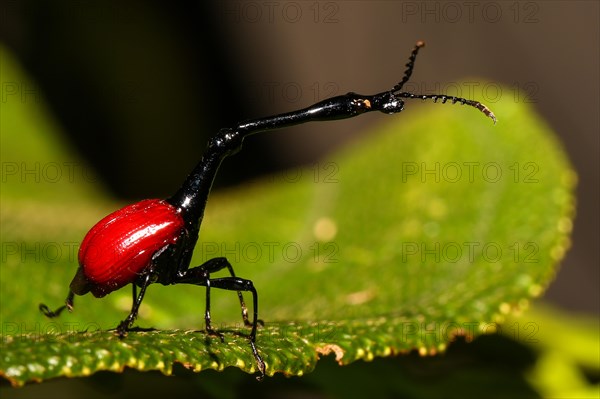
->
<box><xmin>40</xmin><ymin>41</ymin><xmax>496</xmax><ymax>380</ymax></box>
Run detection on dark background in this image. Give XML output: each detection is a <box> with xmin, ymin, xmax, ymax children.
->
<box><xmin>1</xmin><ymin>0</ymin><xmax>598</xmax><ymax>396</ymax></box>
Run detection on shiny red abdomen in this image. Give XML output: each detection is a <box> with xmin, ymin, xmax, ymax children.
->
<box><xmin>76</xmin><ymin>199</ymin><xmax>185</xmax><ymax>298</ymax></box>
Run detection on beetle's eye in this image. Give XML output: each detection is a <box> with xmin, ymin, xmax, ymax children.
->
<box><xmin>351</xmin><ymin>98</ymin><xmax>372</xmax><ymax>114</ymax></box>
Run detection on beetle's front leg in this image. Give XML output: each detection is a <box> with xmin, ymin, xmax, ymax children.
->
<box><xmin>182</xmin><ymin>257</ymin><xmax>257</xmax><ymax>326</ymax></box>
<box><xmin>175</xmin><ymin>257</ymin><xmax>256</xmax><ymax>333</ymax></box>
<box><xmin>218</xmin><ymin>259</ymin><xmax>253</xmax><ymax>327</ymax></box>
<box><xmin>174</xmin><ymin>257</ymin><xmax>265</xmax><ymax>379</ymax></box>
<box><xmin>207</xmin><ymin>274</ymin><xmax>265</xmax><ymax>380</ymax></box>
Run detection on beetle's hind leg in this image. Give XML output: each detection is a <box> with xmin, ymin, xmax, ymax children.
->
<box><xmin>39</xmin><ymin>290</ymin><xmax>75</xmax><ymax>318</ymax></box>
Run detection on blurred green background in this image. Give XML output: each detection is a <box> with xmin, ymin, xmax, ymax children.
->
<box><xmin>1</xmin><ymin>1</ymin><xmax>598</xmax><ymax>398</ymax></box>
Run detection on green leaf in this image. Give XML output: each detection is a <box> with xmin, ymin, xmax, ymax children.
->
<box><xmin>0</xmin><ymin>44</ymin><xmax>576</xmax><ymax>386</ymax></box>
<box><xmin>506</xmin><ymin>304</ymin><xmax>600</xmax><ymax>398</ymax></box>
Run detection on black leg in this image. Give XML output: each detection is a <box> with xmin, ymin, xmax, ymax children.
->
<box><xmin>39</xmin><ymin>290</ymin><xmax>75</xmax><ymax>318</ymax></box>
<box><xmin>131</xmin><ymin>284</ymin><xmax>137</xmax><ymax>314</ymax></box>
<box><xmin>175</xmin><ymin>257</ymin><xmax>265</xmax><ymax>379</ymax></box>
<box><xmin>183</xmin><ymin>257</ymin><xmax>252</xmax><ymax>326</ymax></box>
<box><xmin>207</xmin><ymin>276</ymin><xmax>264</xmax><ymax>379</ymax></box>
<box><xmin>206</xmin><ymin>277</ymin><xmax>260</xmax><ymax>341</ymax></box>
<box><xmin>116</xmin><ymin>273</ymin><xmax>151</xmax><ymax>337</ymax></box>
<box><xmin>218</xmin><ymin>259</ymin><xmax>252</xmax><ymax>326</ymax></box>
<box><xmin>203</xmin><ymin>276</ymin><xmax>224</xmax><ymax>340</ymax></box>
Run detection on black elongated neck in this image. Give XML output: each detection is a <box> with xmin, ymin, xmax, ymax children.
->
<box><xmin>237</xmin><ymin>92</ymin><xmax>381</xmax><ymax>132</ymax></box>
<box><xmin>167</xmin><ymin>92</ymin><xmax>395</xmax><ymax>226</ymax></box>
<box><xmin>166</xmin><ymin>41</ymin><xmax>497</xmax><ymax>229</ymax></box>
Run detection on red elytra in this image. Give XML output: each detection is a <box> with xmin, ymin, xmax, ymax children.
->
<box><xmin>73</xmin><ymin>199</ymin><xmax>185</xmax><ymax>298</ymax></box>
